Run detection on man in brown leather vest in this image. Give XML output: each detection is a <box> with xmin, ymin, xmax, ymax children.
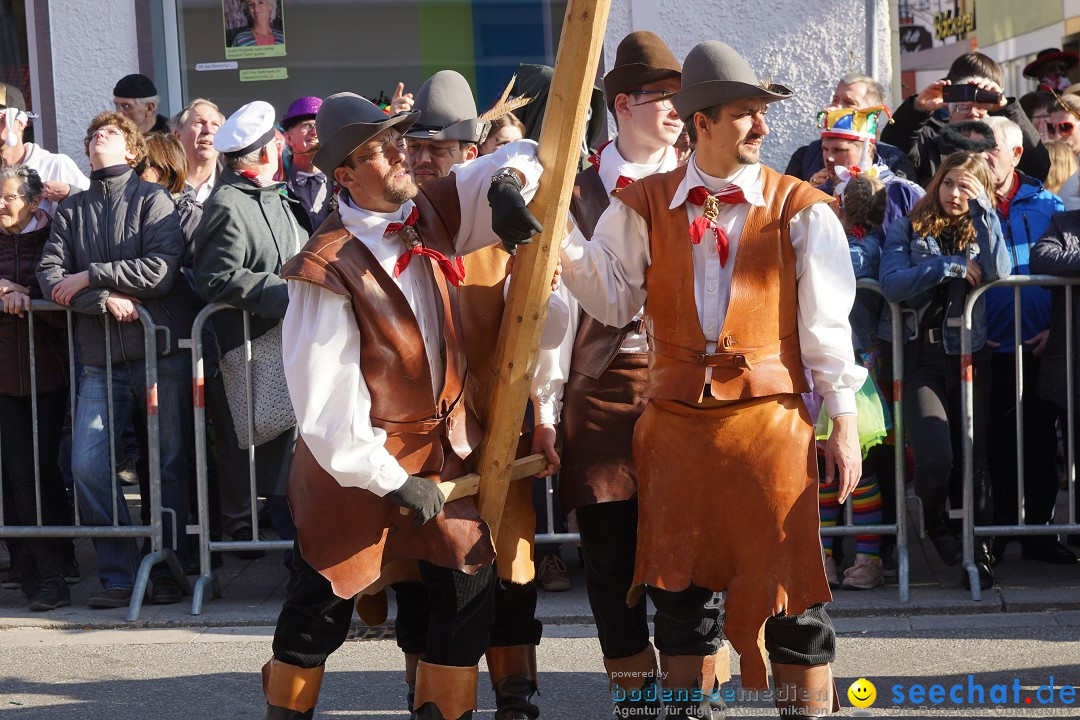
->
<box><xmin>391</xmin><ymin>69</ymin><xmax>550</xmax><ymax>720</ymax></box>
<box><xmin>532</xmin><ymin>31</ymin><xmax>728</xmax><ymax>720</ymax></box>
<box><xmin>558</xmin><ymin>42</ymin><xmax>867</xmax><ymax>718</ymax></box>
<box><xmin>262</xmin><ymin>92</ymin><xmax>544</xmax><ymax>720</ymax></box>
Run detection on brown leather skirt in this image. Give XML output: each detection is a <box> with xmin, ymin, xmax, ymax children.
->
<box><xmin>558</xmin><ymin>352</ymin><xmax>648</xmax><ymax>512</ymax></box>
<box><xmin>630</xmin><ymin>393</ymin><xmax>831</xmax><ymax>691</ymax></box>
<box><xmin>287</xmin><ymin>438</ymin><xmax>495</xmax><ymax>601</ymax></box>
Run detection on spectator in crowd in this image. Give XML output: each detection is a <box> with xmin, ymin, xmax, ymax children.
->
<box><xmin>810</xmin><ymin>105</ymin><xmax>924</xmax><ymax>228</ymax></box>
<box><xmin>112</xmin><ymin>74</ymin><xmax>169</xmax><ymax>135</ymax></box>
<box><xmin>879</xmin><ymin>152</ymin><xmax>1012</xmax><ymax>590</ymax></box>
<box><xmin>881</xmin><ymin>53</ymin><xmax>1050</xmax><ymax>185</ymax></box>
<box><xmin>1020</xmin><ymin>91</ymin><xmax>1056</xmax><ymax>141</ymax></box>
<box><xmin>0</xmin><ymin>82</ymin><xmax>89</xmax><ymax>216</ymax></box>
<box><xmin>142</xmin><ymin>132</ymin><xmax>202</xmax><ymax>255</ymax></box>
<box><xmin>1023</xmin><ymin>48</ymin><xmax>1080</xmax><ymax>95</ymax></box>
<box><xmin>478</xmin><ymin>112</ymin><xmax>525</xmax><ymax>156</ymax></box>
<box><xmin>0</xmin><ymin>165</ymin><xmax>75</xmax><ymax>611</ymax></box>
<box><xmin>1046</xmin><ymin>93</ymin><xmax>1080</xmax><ymax>159</ymax></box>
<box><xmin>786</xmin><ymin>73</ymin><xmax>916</xmax><ymax>182</ymax></box>
<box><xmin>192</xmin><ymin>101</ymin><xmax>305</xmax><ymax>558</ymax></box>
<box><xmin>280</xmin><ymin>96</ymin><xmax>330</xmax><ymax>230</ymax></box>
<box><xmin>37</xmin><ymin>112</ymin><xmax>193</xmax><ymax>608</ymax></box>
<box><xmin>232</xmin><ymin>0</ymin><xmax>284</xmax><ymax>47</ymax></box>
<box><xmin>171</xmin><ymin>98</ymin><xmax>223</xmax><ymax>204</ymax></box>
<box><xmin>1044</xmin><ymin>139</ymin><xmax>1077</xmax><ymax>196</ymax></box>
<box><xmin>819</xmin><ymin>173</ymin><xmax>891</xmax><ymax>591</ymax></box>
<box><xmin>1031</xmin><ymin>212</ymin><xmax>1080</xmax><ymax>550</ymax></box>
<box><xmin>976</xmin><ymin>116</ymin><xmax>1076</xmax><ymax>565</ymax></box>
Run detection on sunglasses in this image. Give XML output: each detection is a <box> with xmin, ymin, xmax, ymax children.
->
<box><xmin>1047</xmin><ymin>121</ymin><xmax>1076</xmax><ymax>137</ymax></box>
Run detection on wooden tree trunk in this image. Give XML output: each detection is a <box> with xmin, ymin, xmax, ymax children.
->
<box><xmin>475</xmin><ymin>0</ymin><xmax>612</xmax><ymax>542</ymax></box>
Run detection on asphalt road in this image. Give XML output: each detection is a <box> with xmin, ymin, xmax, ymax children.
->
<box><xmin>1</xmin><ymin>618</ymin><xmax>1079</xmax><ymax>719</ymax></box>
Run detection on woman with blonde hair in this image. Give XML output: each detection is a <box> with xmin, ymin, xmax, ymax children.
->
<box><xmin>879</xmin><ymin>152</ymin><xmax>1012</xmax><ymax>591</ymax></box>
<box><xmin>1043</xmin><ymin>139</ymin><xmax>1077</xmax><ymax>196</ymax></box>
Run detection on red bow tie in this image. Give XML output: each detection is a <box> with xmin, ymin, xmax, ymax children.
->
<box><xmin>387</xmin><ymin>207</ymin><xmax>466</xmax><ymax>286</ymax></box>
<box><xmin>685</xmin><ymin>185</ymin><xmax>747</xmax><ymax>267</ymax></box>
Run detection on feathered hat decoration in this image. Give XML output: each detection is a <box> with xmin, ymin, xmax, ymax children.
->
<box><xmin>476</xmin><ymin>74</ymin><xmax>533</xmax><ymax>145</ymax></box>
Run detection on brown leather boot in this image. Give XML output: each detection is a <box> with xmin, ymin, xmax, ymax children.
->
<box><xmin>405</xmin><ymin>652</ymin><xmax>423</xmax><ymax>711</ymax></box>
<box><xmin>412</xmin><ymin>660</ymin><xmax>478</xmax><ymax>719</ymax></box>
<box><xmin>262</xmin><ymin>658</ymin><xmax>324</xmax><ymax>719</ymax></box>
<box><xmin>660</xmin><ymin>648</ymin><xmax>729</xmax><ymax>719</ymax></box>
<box><xmin>486</xmin><ymin>644</ymin><xmax>540</xmax><ymax>719</ymax></box>
<box><xmin>604</xmin><ymin>643</ymin><xmax>662</xmax><ymax>718</ymax></box>
<box><xmin>771</xmin><ymin>662</ymin><xmax>841</xmax><ymax>717</ymax></box>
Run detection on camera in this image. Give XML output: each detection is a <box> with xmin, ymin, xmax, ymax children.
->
<box><xmin>942</xmin><ymin>83</ymin><xmax>1003</xmax><ymax>105</ymax></box>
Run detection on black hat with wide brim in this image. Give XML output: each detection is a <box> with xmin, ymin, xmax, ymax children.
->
<box><xmin>671</xmin><ymin>41</ymin><xmax>793</xmax><ymax>122</ymax></box>
<box><xmin>1023</xmin><ymin>48</ymin><xmax>1080</xmax><ymax>78</ymax></box>
<box><xmin>404</xmin><ymin>70</ymin><xmax>486</xmax><ymax>143</ymax></box>
<box><xmin>313</xmin><ymin>93</ymin><xmax>418</xmax><ymax>171</ymax></box>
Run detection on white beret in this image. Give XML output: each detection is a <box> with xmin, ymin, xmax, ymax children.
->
<box><xmin>213</xmin><ymin>100</ymin><xmax>277</xmax><ymax>156</ymax></box>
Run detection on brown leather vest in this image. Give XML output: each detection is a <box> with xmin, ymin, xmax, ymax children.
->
<box><xmin>617</xmin><ymin>164</ymin><xmax>828</xmax><ymax>404</ymax></box>
<box><xmin>280</xmin><ymin>184</ymin><xmax>480</xmax><ymax>476</ymax></box>
<box><xmin>567</xmin><ymin>166</ymin><xmax>642</xmax><ymax>380</ymax></box>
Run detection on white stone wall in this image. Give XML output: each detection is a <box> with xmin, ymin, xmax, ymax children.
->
<box><xmin>605</xmin><ymin>0</ymin><xmax>893</xmax><ymax>171</ymax></box>
<box><xmin>47</xmin><ymin>0</ymin><xmax>140</xmax><ymax>172</ymax></box>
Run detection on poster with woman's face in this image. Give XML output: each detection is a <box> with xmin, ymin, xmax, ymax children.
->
<box><xmin>223</xmin><ymin>0</ymin><xmax>287</xmax><ymax>59</ymax></box>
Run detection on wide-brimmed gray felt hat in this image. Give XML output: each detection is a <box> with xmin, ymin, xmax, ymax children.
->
<box><xmin>313</xmin><ymin>92</ymin><xmax>418</xmax><ymax>171</ymax></box>
<box><xmin>405</xmin><ymin>70</ymin><xmax>486</xmax><ymax>143</ymax></box>
<box><xmin>672</xmin><ymin>41</ymin><xmax>793</xmax><ymax>121</ymax></box>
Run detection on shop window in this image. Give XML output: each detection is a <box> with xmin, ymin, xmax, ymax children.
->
<box><xmin>174</xmin><ymin>0</ymin><xmax>566</xmax><ymax>117</ymax></box>
<box><xmin>0</xmin><ymin>0</ymin><xmax>32</xmax><ymax>140</ymax></box>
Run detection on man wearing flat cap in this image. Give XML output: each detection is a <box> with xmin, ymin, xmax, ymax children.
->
<box><xmin>113</xmin><ymin>73</ymin><xmax>169</xmax><ymax>134</ymax></box>
<box><xmin>533</xmin><ymin>30</ymin><xmax>729</xmax><ymax>720</ymax></box>
<box><xmin>262</xmin><ymin>92</ymin><xmax>544</xmax><ymax>720</ymax></box>
<box><xmin>558</xmin><ymin>41</ymin><xmax>866</xmax><ymax>717</ymax></box>
<box><xmin>192</xmin><ymin>100</ymin><xmax>306</xmax><ymax>554</ymax></box>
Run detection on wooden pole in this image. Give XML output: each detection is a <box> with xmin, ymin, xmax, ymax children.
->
<box><xmin>475</xmin><ymin>0</ymin><xmax>612</xmax><ymax>541</ymax></box>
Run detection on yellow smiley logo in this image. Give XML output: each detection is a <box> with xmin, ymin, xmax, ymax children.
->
<box><xmin>848</xmin><ymin>678</ymin><xmax>877</xmax><ymax>708</ymax></box>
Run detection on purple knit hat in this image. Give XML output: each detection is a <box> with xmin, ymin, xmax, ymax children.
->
<box><xmin>281</xmin><ymin>96</ymin><xmax>323</xmax><ymax>130</ymax></box>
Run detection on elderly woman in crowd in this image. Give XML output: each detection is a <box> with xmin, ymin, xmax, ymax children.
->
<box><xmin>231</xmin><ymin>0</ymin><xmax>284</xmax><ymax>47</ymax></box>
<box><xmin>0</xmin><ymin>165</ymin><xmax>75</xmax><ymax>611</ymax></box>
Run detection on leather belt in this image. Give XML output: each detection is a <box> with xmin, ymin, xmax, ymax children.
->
<box><xmin>371</xmin><ymin>390</ymin><xmax>463</xmax><ymax>434</ymax></box>
<box><xmin>647</xmin><ymin>333</ymin><xmax>798</xmax><ymax>370</ymax></box>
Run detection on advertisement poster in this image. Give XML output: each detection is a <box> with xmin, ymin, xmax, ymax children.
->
<box><xmin>223</xmin><ymin>0</ymin><xmax>287</xmax><ymax>60</ymax></box>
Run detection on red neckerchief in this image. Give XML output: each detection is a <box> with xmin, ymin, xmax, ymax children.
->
<box><xmin>587</xmin><ymin>140</ymin><xmax>634</xmax><ymax>193</ymax></box>
<box><xmin>684</xmin><ymin>185</ymin><xmax>748</xmax><ymax>267</ymax></box>
<box><xmin>388</xmin><ymin>206</ymin><xmax>466</xmax><ymax>286</ymax></box>
<box><xmin>996</xmin><ymin>172</ymin><xmax>1021</xmax><ymax>218</ymax></box>
<box><xmin>850</xmin><ymin>224</ymin><xmax>868</xmax><ymax>240</ymax></box>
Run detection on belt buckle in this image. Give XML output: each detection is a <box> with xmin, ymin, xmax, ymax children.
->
<box><xmin>927</xmin><ymin>328</ymin><xmax>942</xmax><ymax>344</ymax></box>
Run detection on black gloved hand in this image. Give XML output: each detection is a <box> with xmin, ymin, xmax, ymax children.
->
<box><xmin>387</xmin><ymin>475</ymin><xmax>445</xmax><ymax>527</ymax></box>
<box><xmin>488</xmin><ymin>169</ymin><xmax>543</xmax><ymax>254</ymax></box>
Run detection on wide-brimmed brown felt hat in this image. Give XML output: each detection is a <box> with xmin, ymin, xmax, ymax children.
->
<box><xmin>603</xmin><ymin>30</ymin><xmax>682</xmax><ymax>113</ymax></box>
<box><xmin>671</xmin><ymin>41</ymin><xmax>793</xmax><ymax>121</ymax></box>
<box><xmin>313</xmin><ymin>93</ymin><xmax>418</xmax><ymax>171</ymax></box>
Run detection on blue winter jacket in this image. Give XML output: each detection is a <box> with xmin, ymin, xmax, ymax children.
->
<box><xmin>848</xmin><ymin>227</ymin><xmax>884</xmax><ymax>351</ymax></box>
<box><xmin>983</xmin><ymin>173</ymin><xmax>1064</xmax><ymax>352</ymax></box>
<box><xmin>878</xmin><ymin>193</ymin><xmax>1013</xmax><ymax>355</ymax></box>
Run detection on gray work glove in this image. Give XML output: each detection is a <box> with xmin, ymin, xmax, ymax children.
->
<box><xmin>488</xmin><ymin>169</ymin><xmax>543</xmax><ymax>254</ymax></box>
<box><xmin>386</xmin><ymin>475</ymin><xmax>445</xmax><ymax>527</ymax></box>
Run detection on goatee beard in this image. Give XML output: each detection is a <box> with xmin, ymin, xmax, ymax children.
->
<box><xmin>384</xmin><ymin>166</ymin><xmax>418</xmax><ymax>204</ymax></box>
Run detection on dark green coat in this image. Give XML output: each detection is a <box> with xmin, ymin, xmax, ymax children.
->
<box><xmin>192</xmin><ymin>167</ymin><xmax>307</xmax><ymax>353</ymax></box>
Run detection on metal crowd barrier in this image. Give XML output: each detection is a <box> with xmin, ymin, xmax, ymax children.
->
<box><xmin>190</xmin><ymin>304</ymin><xmax>291</xmax><ymax>615</ymax></box>
<box><xmin>0</xmin><ymin>300</ymin><xmax>185</xmax><ymax>621</ymax></box>
<box><xmin>960</xmin><ymin>275</ymin><xmax>1080</xmax><ymax>600</ymax></box>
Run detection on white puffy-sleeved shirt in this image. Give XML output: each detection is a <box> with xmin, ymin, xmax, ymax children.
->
<box><xmin>531</xmin><ymin>140</ymin><xmax>678</xmax><ymax>426</ymax></box>
<box><xmin>282</xmin><ymin>140</ymin><xmax>544</xmax><ymax>496</ymax></box>
<box><xmin>21</xmin><ymin>143</ymin><xmax>90</xmax><ymax>216</ymax></box>
<box><xmin>558</xmin><ymin>155</ymin><xmax>866</xmax><ymax>418</ymax></box>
